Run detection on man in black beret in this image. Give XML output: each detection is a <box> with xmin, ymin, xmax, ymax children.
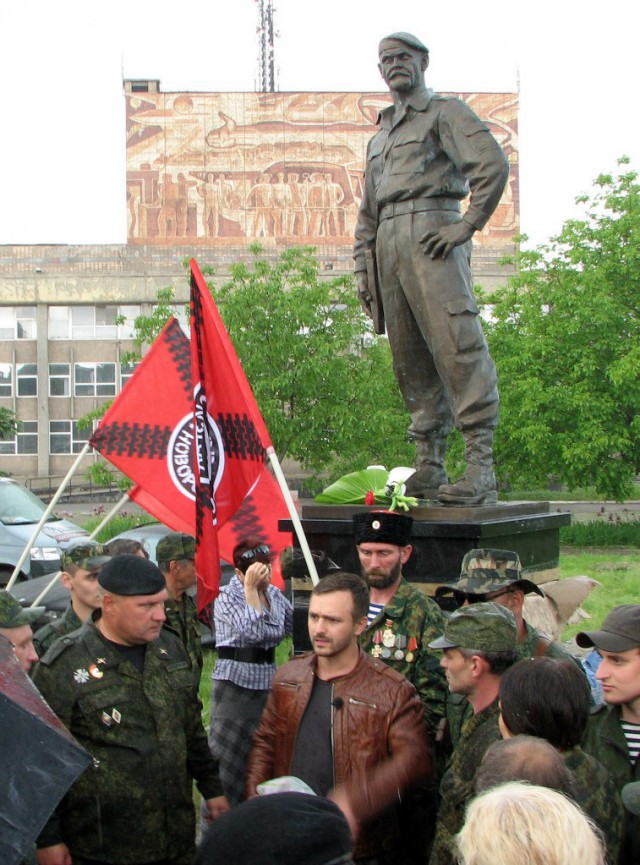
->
<box><xmin>353</xmin><ymin>510</ymin><xmax>448</xmax><ymax>863</ymax></box>
<box><xmin>33</xmin><ymin>554</ymin><xmax>228</xmax><ymax>865</ymax></box>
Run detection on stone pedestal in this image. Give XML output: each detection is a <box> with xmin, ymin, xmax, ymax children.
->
<box><xmin>279</xmin><ymin>501</ymin><xmax>571</xmax><ymax>651</ymax></box>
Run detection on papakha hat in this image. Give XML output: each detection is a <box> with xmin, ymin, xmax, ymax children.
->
<box><xmin>436</xmin><ymin>548</ymin><xmax>544</xmax><ymax>599</ymax></box>
<box><xmin>353</xmin><ymin>510</ymin><xmax>413</xmax><ymax>547</ymax></box>
<box><xmin>429</xmin><ymin>602</ymin><xmax>517</xmax><ymax>652</ymax></box>
<box><xmin>98</xmin><ymin>554</ymin><xmax>166</xmax><ymax>596</ymax></box>
<box><xmin>576</xmin><ymin>604</ymin><xmax>640</xmax><ymax>652</ymax></box>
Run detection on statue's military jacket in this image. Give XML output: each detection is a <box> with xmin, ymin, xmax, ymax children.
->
<box><xmin>32</xmin><ymin>616</ymin><xmax>220</xmax><ymax>865</ymax></box>
<box><xmin>359</xmin><ymin>578</ymin><xmax>447</xmax><ymax>739</ymax></box>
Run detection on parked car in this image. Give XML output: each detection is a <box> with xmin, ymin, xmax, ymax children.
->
<box><xmin>0</xmin><ymin>478</ymin><xmax>88</xmax><ymax>586</ymax></box>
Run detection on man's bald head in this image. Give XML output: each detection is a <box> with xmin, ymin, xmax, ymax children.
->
<box><xmin>476</xmin><ymin>736</ymin><xmax>575</xmax><ymax>797</ymax></box>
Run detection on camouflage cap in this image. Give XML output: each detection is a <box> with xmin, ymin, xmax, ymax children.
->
<box><xmin>378</xmin><ymin>32</ymin><xmax>429</xmax><ymax>56</ymax></box>
<box><xmin>62</xmin><ymin>539</ymin><xmax>111</xmax><ymax>572</ymax></box>
<box><xmin>428</xmin><ymin>602</ymin><xmax>517</xmax><ymax>652</ymax></box>
<box><xmin>435</xmin><ymin>548</ymin><xmax>544</xmax><ymax>598</ymax></box>
<box><xmin>156</xmin><ymin>532</ymin><xmax>196</xmax><ymax>562</ymax></box>
<box><xmin>0</xmin><ymin>589</ymin><xmax>45</xmax><ymax>628</ymax></box>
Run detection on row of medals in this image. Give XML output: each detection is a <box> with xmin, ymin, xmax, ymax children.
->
<box><xmin>370</xmin><ymin>620</ymin><xmax>418</xmax><ymax>662</ymax></box>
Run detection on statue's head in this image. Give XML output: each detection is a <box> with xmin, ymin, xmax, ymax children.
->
<box><xmin>378</xmin><ymin>32</ymin><xmax>429</xmax><ymax>93</ymax></box>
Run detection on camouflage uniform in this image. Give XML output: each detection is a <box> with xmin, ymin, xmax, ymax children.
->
<box><xmin>583</xmin><ymin>703</ymin><xmax>640</xmax><ymax>865</ymax></box>
<box><xmin>563</xmin><ymin>744</ymin><xmax>624</xmax><ymax>864</ymax></box>
<box><xmin>429</xmin><ymin>700</ymin><xmax>502</xmax><ymax>865</ymax></box>
<box><xmin>360</xmin><ymin>578</ymin><xmax>447</xmax><ymax>739</ymax></box>
<box><xmin>32</xmin><ymin>615</ymin><xmax>221</xmax><ymax>865</ymax></box>
<box><xmin>164</xmin><ymin>591</ymin><xmax>203</xmax><ymax>675</ymax></box>
<box><xmin>517</xmin><ymin>618</ymin><xmax>584</xmax><ymax>665</ymax></box>
<box><xmin>33</xmin><ymin>604</ymin><xmax>82</xmax><ymax>657</ymax></box>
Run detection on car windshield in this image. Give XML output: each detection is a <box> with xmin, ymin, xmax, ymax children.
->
<box><xmin>0</xmin><ymin>483</ymin><xmax>58</xmax><ymax>525</ymax></box>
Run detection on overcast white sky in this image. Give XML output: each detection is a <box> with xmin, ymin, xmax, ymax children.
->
<box><xmin>0</xmin><ymin>0</ymin><xmax>637</xmax><ymax>248</ymax></box>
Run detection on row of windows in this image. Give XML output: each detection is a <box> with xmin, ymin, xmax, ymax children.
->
<box><xmin>0</xmin><ymin>362</ymin><xmax>138</xmax><ymax>398</ymax></box>
<box><xmin>0</xmin><ymin>421</ymin><xmax>92</xmax><ymax>455</ymax></box>
<box><xmin>0</xmin><ymin>304</ymin><xmax>189</xmax><ymax>340</ymax></box>
<box><xmin>0</xmin><ymin>305</ymin><xmax>140</xmax><ymax>340</ymax></box>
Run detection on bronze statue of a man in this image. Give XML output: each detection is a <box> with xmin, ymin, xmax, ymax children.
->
<box><xmin>354</xmin><ymin>32</ymin><xmax>509</xmax><ymax>505</ymax></box>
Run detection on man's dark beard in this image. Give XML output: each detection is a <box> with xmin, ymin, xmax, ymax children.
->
<box><xmin>363</xmin><ymin>560</ymin><xmax>402</xmax><ymax>589</ymax></box>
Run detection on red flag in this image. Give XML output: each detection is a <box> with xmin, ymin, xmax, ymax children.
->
<box><xmin>189</xmin><ymin>258</ymin><xmax>274</xmax><ymax>608</ymax></box>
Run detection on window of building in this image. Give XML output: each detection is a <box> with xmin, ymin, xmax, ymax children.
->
<box><xmin>120</xmin><ymin>361</ymin><xmax>139</xmax><ymax>389</ymax></box>
<box><xmin>74</xmin><ymin>363</ymin><xmax>116</xmax><ymax>397</ymax></box>
<box><xmin>0</xmin><ymin>421</ymin><xmax>38</xmax><ymax>455</ymax></box>
<box><xmin>49</xmin><ymin>363</ymin><xmax>70</xmax><ymax>396</ymax></box>
<box><xmin>16</xmin><ymin>363</ymin><xmax>37</xmax><ymax>397</ymax></box>
<box><xmin>49</xmin><ymin>420</ymin><xmax>91</xmax><ymax>454</ymax></box>
<box><xmin>0</xmin><ymin>364</ymin><xmax>12</xmax><ymax>397</ymax></box>
<box><xmin>0</xmin><ymin>307</ymin><xmax>37</xmax><ymax>340</ymax></box>
<box><xmin>48</xmin><ymin>305</ymin><xmax>141</xmax><ymax>340</ymax></box>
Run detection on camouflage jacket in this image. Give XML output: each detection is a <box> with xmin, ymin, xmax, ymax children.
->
<box><xmin>517</xmin><ymin>619</ymin><xmax>582</xmax><ymax>664</ymax></box>
<box><xmin>33</xmin><ymin>604</ymin><xmax>82</xmax><ymax>658</ymax></box>
<box><xmin>563</xmin><ymin>745</ymin><xmax>624</xmax><ymax>864</ymax></box>
<box><xmin>359</xmin><ymin>578</ymin><xmax>447</xmax><ymax>739</ymax></box>
<box><xmin>429</xmin><ymin>699</ymin><xmax>502</xmax><ymax>865</ymax></box>
<box><xmin>32</xmin><ymin>616</ymin><xmax>220</xmax><ymax>865</ymax></box>
<box><xmin>164</xmin><ymin>591</ymin><xmax>203</xmax><ymax>677</ymax></box>
<box><xmin>583</xmin><ymin>703</ymin><xmax>640</xmax><ymax>865</ymax></box>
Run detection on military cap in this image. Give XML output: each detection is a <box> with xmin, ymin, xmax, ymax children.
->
<box><xmin>98</xmin><ymin>554</ymin><xmax>166</xmax><ymax>595</ymax></box>
<box><xmin>428</xmin><ymin>602</ymin><xmax>517</xmax><ymax>652</ymax></box>
<box><xmin>435</xmin><ymin>548</ymin><xmax>544</xmax><ymax>599</ymax></box>
<box><xmin>576</xmin><ymin>604</ymin><xmax>640</xmax><ymax>652</ymax></box>
<box><xmin>156</xmin><ymin>532</ymin><xmax>196</xmax><ymax>562</ymax></box>
<box><xmin>194</xmin><ymin>792</ymin><xmax>352</xmax><ymax>865</ymax></box>
<box><xmin>378</xmin><ymin>32</ymin><xmax>429</xmax><ymax>56</ymax></box>
<box><xmin>62</xmin><ymin>538</ymin><xmax>111</xmax><ymax>572</ymax></box>
<box><xmin>353</xmin><ymin>510</ymin><xmax>413</xmax><ymax>547</ymax></box>
<box><xmin>0</xmin><ymin>589</ymin><xmax>45</xmax><ymax>628</ymax></box>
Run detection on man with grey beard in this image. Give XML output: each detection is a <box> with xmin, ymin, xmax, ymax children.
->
<box><xmin>353</xmin><ymin>510</ymin><xmax>448</xmax><ymax>864</ymax></box>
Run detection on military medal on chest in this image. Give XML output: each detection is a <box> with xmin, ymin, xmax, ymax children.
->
<box><xmin>394</xmin><ymin>633</ymin><xmax>407</xmax><ymax>660</ymax></box>
<box><xmin>382</xmin><ymin>620</ymin><xmax>396</xmax><ymax>647</ymax></box>
<box><xmin>371</xmin><ymin>629</ymin><xmax>384</xmax><ymax>658</ymax></box>
<box><xmin>405</xmin><ymin>637</ymin><xmax>418</xmax><ymax>662</ymax></box>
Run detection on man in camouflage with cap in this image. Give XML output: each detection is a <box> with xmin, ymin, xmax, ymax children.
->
<box><xmin>437</xmin><ymin>548</ymin><xmax>581</xmax><ymax>664</ymax></box>
<box><xmin>33</xmin><ymin>554</ymin><xmax>227</xmax><ymax>865</ymax></box>
<box><xmin>33</xmin><ymin>538</ymin><xmax>111</xmax><ymax>657</ymax></box>
<box><xmin>354</xmin><ymin>32</ymin><xmax>509</xmax><ymax>506</ymax></box>
<box><xmin>353</xmin><ymin>509</ymin><xmax>447</xmax><ymax>863</ymax></box>
<box><xmin>0</xmin><ymin>588</ymin><xmax>44</xmax><ymax>672</ymax></box>
<box><xmin>428</xmin><ymin>602</ymin><xmax>517</xmax><ymax>865</ymax></box>
<box><xmin>156</xmin><ymin>531</ymin><xmax>202</xmax><ymax>675</ymax></box>
<box><xmin>578</xmin><ymin>605</ymin><xmax>640</xmax><ymax>865</ymax></box>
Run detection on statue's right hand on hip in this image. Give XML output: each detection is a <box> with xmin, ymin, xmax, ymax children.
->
<box><xmin>356</xmin><ymin>272</ymin><xmax>373</xmax><ymax>318</ymax></box>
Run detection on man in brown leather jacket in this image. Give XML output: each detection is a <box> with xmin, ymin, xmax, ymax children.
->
<box><xmin>245</xmin><ymin>571</ymin><xmax>432</xmax><ymax>864</ymax></box>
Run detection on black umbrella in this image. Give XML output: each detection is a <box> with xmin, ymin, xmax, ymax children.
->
<box><xmin>0</xmin><ymin>636</ymin><xmax>92</xmax><ymax>865</ymax></box>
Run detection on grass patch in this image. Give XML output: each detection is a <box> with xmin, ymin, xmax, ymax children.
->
<box><xmin>81</xmin><ymin>511</ymin><xmax>157</xmax><ymax>542</ymax></box>
<box><xmin>559</xmin><ymin>547</ymin><xmax>640</xmax><ymax>641</ymax></box>
<box><xmin>500</xmin><ymin>483</ymin><xmax>640</xmax><ymax>502</ymax></box>
<box><xmin>560</xmin><ymin>516</ymin><xmax>640</xmax><ymax>547</ymax></box>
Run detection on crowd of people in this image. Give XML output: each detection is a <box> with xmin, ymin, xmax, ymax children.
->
<box><xmin>0</xmin><ymin>509</ymin><xmax>637</xmax><ymax>865</ymax></box>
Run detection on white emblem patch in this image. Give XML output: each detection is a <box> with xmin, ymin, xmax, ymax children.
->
<box><xmin>372</xmin><ymin>520</ymin><xmax>381</xmax><ymax>530</ymax></box>
<box><xmin>73</xmin><ymin>668</ymin><xmax>90</xmax><ymax>684</ymax></box>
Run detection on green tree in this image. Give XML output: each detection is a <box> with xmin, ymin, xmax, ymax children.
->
<box><xmin>0</xmin><ymin>407</ymin><xmax>17</xmax><ymax>440</ymax></box>
<box><xmin>486</xmin><ymin>159</ymin><xmax>640</xmax><ymax>499</ymax></box>
<box><xmin>216</xmin><ymin>245</ymin><xmax>412</xmax><ymax>479</ymax></box>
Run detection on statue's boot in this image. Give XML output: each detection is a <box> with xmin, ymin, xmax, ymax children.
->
<box><xmin>404</xmin><ymin>435</ymin><xmax>448</xmax><ymax>500</ymax></box>
<box><xmin>438</xmin><ymin>428</ymin><xmax>497</xmax><ymax>506</ymax></box>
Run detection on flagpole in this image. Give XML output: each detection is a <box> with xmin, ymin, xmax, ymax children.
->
<box><xmin>266</xmin><ymin>447</ymin><xmax>320</xmax><ymax>586</ymax></box>
<box><xmin>7</xmin><ymin>442</ymin><xmax>92</xmax><ymax>591</ymax></box>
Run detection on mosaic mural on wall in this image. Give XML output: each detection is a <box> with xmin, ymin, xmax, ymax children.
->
<box><xmin>126</xmin><ymin>91</ymin><xmax>518</xmax><ymax>248</ymax></box>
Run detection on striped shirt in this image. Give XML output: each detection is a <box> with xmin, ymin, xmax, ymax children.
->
<box><xmin>621</xmin><ymin>720</ymin><xmax>640</xmax><ymax>764</ymax></box>
<box><xmin>368</xmin><ymin>602</ymin><xmax>384</xmax><ymax>626</ymax></box>
<box><xmin>212</xmin><ymin>575</ymin><xmax>293</xmax><ymax>691</ymax></box>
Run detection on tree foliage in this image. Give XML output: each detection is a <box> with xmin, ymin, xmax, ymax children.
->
<box><xmin>486</xmin><ymin>159</ymin><xmax>640</xmax><ymax>499</ymax></box>
<box><xmin>216</xmin><ymin>245</ymin><xmax>413</xmax><ymax>479</ymax></box>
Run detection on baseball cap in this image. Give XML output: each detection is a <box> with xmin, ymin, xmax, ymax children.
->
<box><xmin>156</xmin><ymin>532</ymin><xmax>196</xmax><ymax>562</ymax></box>
<box><xmin>575</xmin><ymin>605</ymin><xmax>640</xmax><ymax>652</ymax></box>
<box><xmin>429</xmin><ymin>602</ymin><xmax>517</xmax><ymax>652</ymax></box>
<box><xmin>62</xmin><ymin>539</ymin><xmax>111</xmax><ymax>572</ymax></box>
<box><xmin>353</xmin><ymin>510</ymin><xmax>413</xmax><ymax>547</ymax></box>
<box><xmin>0</xmin><ymin>589</ymin><xmax>45</xmax><ymax>628</ymax></box>
<box><xmin>98</xmin><ymin>555</ymin><xmax>166</xmax><ymax>596</ymax></box>
<box><xmin>436</xmin><ymin>548</ymin><xmax>544</xmax><ymax>599</ymax></box>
